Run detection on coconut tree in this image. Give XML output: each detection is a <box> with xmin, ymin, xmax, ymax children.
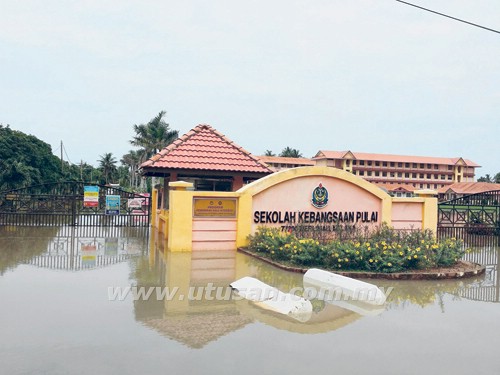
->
<box><xmin>130</xmin><ymin>111</ymin><xmax>179</xmax><ymax>161</ymax></box>
<box><xmin>98</xmin><ymin>153</ymin><xmax>118</xmax><ymax>184</ymax></box>
<box><xmin>279</xmin><ymin>147</ymin><xmax>303</xmax><ymax>158</ymax></box>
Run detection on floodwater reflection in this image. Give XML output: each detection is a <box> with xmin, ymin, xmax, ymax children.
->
<box><xmin>129</xmin><ymin>232</ymin><xmax>495</xmax><ymax>349</ymax></box>
<box><xmin>0</xmin><ymin>225</ymin><xmax>148</xmax><ymax>274</ymax></box>
<box><xmin>1</xmin><ymin>228</ymin><xmax>500</xmax><ymax>374</ymax></box>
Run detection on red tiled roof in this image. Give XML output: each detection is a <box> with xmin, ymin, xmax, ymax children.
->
<box><xmin>314</xmin><ymin>150</ymin><xmax>480</xmax><ymax>167</ymax></box>
<box><xmin>140</xmin><ymin>124</ymin><xmax>273</xmax><ymax>174</ymax></box>
<box><xmin>438</xmin><ymin>182</ymin><xmax>500</xmax><ymax>195</ymax></box>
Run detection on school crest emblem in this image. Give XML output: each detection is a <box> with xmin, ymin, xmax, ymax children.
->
<box><xmin>311</xmin><ymin>183</ymin><xmax>329</xmax><ymax>209</ymax></box>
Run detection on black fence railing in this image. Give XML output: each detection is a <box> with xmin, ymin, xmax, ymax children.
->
<box><xmin>0</xmin><ymin>182</ymin><xmax>150</xmax><ymax>227</ymax></box>
<box><xmin>438</xmin><ymin>190</ymin><xmax>500</xmax><ymax>236</ymax></box>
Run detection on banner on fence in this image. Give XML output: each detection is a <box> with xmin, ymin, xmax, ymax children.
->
<box><xmin>83</xmin><ymin>186</ymin><xmax>99</xmax><ymax>207</ymax></box>
<box><xmin>105</xmin><ymin>195</ymin><xmax>120</xmax><ymax>215</ymax></box>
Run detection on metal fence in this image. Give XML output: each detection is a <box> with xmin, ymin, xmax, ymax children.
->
<box><xmin>0</xmin><ymin>182</ymin><xmax>150</xmax><ymax>227</ymax></box>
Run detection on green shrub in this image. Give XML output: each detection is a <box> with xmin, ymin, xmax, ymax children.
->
<box><xmin>247</xmin><ymin>224</ymin><xmax>466</xmax><ymax>273</ymax></box>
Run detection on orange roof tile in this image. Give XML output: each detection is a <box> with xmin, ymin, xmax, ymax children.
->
<box><xmin>140</xmin><ymin>124</ymin><xmax>273</xmax><ymax>174</ymax></box>
<box><xmin>314</xmin><ymin>150</ymin><xmax>480</xmax><ymax>167</ymax></box>
<box><xmin>439</xmin><ymin>182</ymin><xmax>500</xmax><ymax>195</ymax></box>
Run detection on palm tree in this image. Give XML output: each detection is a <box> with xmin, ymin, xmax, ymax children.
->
<box><xmin>279</xmin><ymin>147</ymin><xmax>303</xmax><ymax>158</ymax></box>
<box><xmin>264</xmin><ymin>150</ymin><xmax>276</xmax><ymax>156</ymax></box>
<box><xmin>121</xmin><ymin>150</ymin><xmax>142</xmax><ymax>189</ymax></box>
<box><xmin>478</xmin><ymin>174</ymin><xmax>493</xmax><ymax>183</ymax></box>
<box><xmin>98</xmin><ymin>153</ymin><xmax>118</xmax><ymax>184</ymax></box>
<box><xmin>130</xmin><ymin>111</ymin><xmax>179</xmax><ymax>161</ymax></box>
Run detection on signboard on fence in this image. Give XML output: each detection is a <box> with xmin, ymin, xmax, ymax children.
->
<box><xmin>83</xmin><ymin>186</ymin><xmax>99</xmax><ymax>207</ymax></box>
<box><xmin>127</xmin><ymin>198</ymin><xmax>144</xmax><ymax>209</ymax></box>
<box><xmin>193</xmin><ymin>198</ymin><xmax>237</xmax><ymax>218</ymax></box>
<box><xmin>105</xmin><ymin>195</ymin><xmax>120</xmax><ymax>215</ymax></box>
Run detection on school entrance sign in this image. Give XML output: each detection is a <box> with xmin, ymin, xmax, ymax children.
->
<box><xmin>155</xmin><ymin>167</ymin><xmax>438</xmax><ymax>252</ymax></box>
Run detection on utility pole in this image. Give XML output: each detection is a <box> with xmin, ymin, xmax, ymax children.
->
<box><xmin>60</xmin><ymin>140</ymin><xmax>64</xmax><ymax>172</ymax></box>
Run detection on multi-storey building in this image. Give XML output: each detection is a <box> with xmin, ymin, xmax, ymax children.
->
<box><xmin>313</xmin><ymin>150</ymin><xmax>480</xmax><ymax>190</ymax></box>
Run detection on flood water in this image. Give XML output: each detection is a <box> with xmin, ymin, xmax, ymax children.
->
<box><xmin>1</xmin><ymin>226</ymin><xmax>499</xmax><ymax>375</ymax></box>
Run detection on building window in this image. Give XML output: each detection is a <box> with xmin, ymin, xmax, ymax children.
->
<box><xmin>353</xmin><ymin>160</ymin><xmax>357</xmax><ymax>165</ymax></box>
<box><xmin>375</xmin><ymin>171</ymin><xmax>380</xmax><ymax>176</ymax></box>
<box><xmin>434</xmin><ymin>164</ymin><xmax>439</xmax><ymax>170</ymax></box>
<box><xmin>390</xmin><ymin>172</ymin><xmax>395</xmax><ymax>177</ymax></box>
<box><xmin>359</xmin><ymin>171</ymin><xmax>365</xmax><ymax>176</ymax></box>
<box><xmin>405</xmin><ymin>173</ymin><xmax>410</xmax><ymax>178</ymax></box>
<box><xmin>375</xmin><ymin>161</ymin><xmax>380</xmax><ymax>167</ymax></box>
<box><xmin>427</xmin><ymin>164</ymin><xmax>432</xmax><ymax>169</ymax></box>
<box><xmin>383</xmin><ymin>171</ymin><xmax>387</xmax><ymax>177</ymax></box>
<box><xmin>419</xmin><ymin>173</ymin><xmax>424</xmax><ymax>178</ymax></box>
<box><xmin>360</xmin><ymin>160</ymin><xmax>365</xmax><ymax>166</ymax></box>
<box><xmin>398</xmin><ymin>172</ymin><xmax>402</xmax><ymax>177</ymax></box>
<box><xmin>412</xmin><ymin>173</ymin><xmax>417</xmax><ymax>178</ymax></box>
<box><xmin>398</xmin><ymin>162</ymin><xmax>403</xmax><ymax>168</ymax></box>
<box><xmin>383</xmin><ymin>162</ymin><xmax>387</xmax><ymax>167</ymax></box>
<box><xmin>390</xmin><ymin>162</ymin><xmax>395</xmax><ymax>167</ymax></box>
<box><xmin>420</xmin><ymin>163</ymin><xmax>424</xmax><ymax>169</ymax></box>
<box><xmin>448</xmin><ymin>165</ymin><xmax>453</xmax><ymax>170</ymax></box>
<box><xmin>427</xmin><ymin>174</ymin><xmax>431</xmax><ymax>179</ymax></box>
<box><xmin>367</xmin><ymin>161</ymin><xmax>372</xmax><ymax>166</ymax></box>
<box><xmin>405</xmin><ymin>163</ymin><xmax>410</xmax><ymax>168</ymax></box>
<box><xmin>367</xmin><ymin>171</ymin><xmax>372</xmax><ymax>176</ymax></box>
<box><xmin>412</xmin><ymin>163</ymin><xmax>417</xmax><ymax>168</ymax></box>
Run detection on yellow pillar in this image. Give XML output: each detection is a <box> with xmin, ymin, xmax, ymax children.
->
<box><xmin>415</xmin><ymin>189</ymin><xmax>438</xmax><ymax>233</ymax></box>
<box><xmin>236</xmin><ymin>193</ymin><xmax>252</xmax><ymax>248</ymax></box>
<box><xmin>167</xmin><ymin>181</ymin><xmax>194</xmax><ymax>252</ymax></box>
<box><xmin>151</xmin><ymin>188</ymin><xmax>158</xmax><ymax>228</ymax></box>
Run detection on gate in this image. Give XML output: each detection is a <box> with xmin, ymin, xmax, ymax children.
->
<box><xmin>438</xmin><ymin>190</ymin><xmax>500</xmax><ymax>236</ymax></box>
<box><xmin>0</xmin><ymin>182</ymin><xmax>150</xmax><ymax>227</ymax></box>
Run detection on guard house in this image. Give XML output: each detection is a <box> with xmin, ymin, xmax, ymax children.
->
<box><xmin>139</xmin><ymin>124</ymin><xmax>272</xmax><ymax>213</ymax></box>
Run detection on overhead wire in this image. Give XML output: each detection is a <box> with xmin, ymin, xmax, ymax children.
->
<box><xmin>394</xmin><ymin>0</ymin><xmax>500</xmax><ymax>35</ymax></box>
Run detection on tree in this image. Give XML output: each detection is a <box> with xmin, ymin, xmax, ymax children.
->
<box><xmin>121</xmin><ymin>150</ymin><xmax>142</xmax><ymax>189</ymax></box>
<box><xmin>478</xmin><ymin>174</ymin><xmax>493</xmax><ymax>183</ymax></box>
<box><xmin>264</xmin><ymin>150</ymin><xmax>276</xmax><ymax>156</ymax></box>
<box><xmin>130</xmin><ymin>111</ymin><xmax>179</xmax><ymax>161</ymax></box>
<box><xmin>279</xmin><ymin>147</ymin><xmax>303</xmax><ymax>158</ymax></box>
<box><xmin>0</xmin><ymin>124</ymin><xmax>62</xmax><ymax>190</ymax></box>
<box><xmin>0</xmin><ymin>161</ymin><xmax>39</xmax><ymax>191</ymax></box>
<box><xmin>495</xmin><ymin>172</ymin><xmax>500</xmax><ymax>184</ymax></box>
<box><xmin>98</xmin><ymin>153</ymin><xmax>118</xmax><ymax>184</ymax></box>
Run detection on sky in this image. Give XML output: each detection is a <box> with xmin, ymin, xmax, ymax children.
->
<box><xmin>1</xmin><ymin>0</ymin><xmax>499</xmax><ymax>176</ymax></box>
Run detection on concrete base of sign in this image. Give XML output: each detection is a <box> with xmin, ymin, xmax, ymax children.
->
<box><xmin>237</xmin><ymin>247</ymin><xmax>486</xmax><ymax>280</ymax></box>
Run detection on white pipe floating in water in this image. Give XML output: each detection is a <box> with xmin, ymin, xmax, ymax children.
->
<box><xmin>303</xmin><ymin>268</ymin><xmax>387</xmax><ymax>306</ymax></box>
<box><xmin>230</xmin><ymin>276</ymin><xmax>313</xmax><ymax>321</ymax></box>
